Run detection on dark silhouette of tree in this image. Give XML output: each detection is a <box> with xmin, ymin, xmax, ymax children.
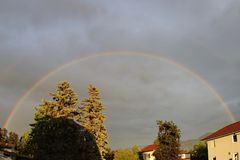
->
<box><xmin>190</xmin><ymin>142</ymin><xmax>208</xmax><ymax>160</ymax></box>
<box><xmin>153</xmin><ymin>120</ymin><xmax>181</xmax><ymax>160</ymax></box>
<box><xmin>30</xmin><ymin>117</ymin><xmax>102</xmax><ymax>160</ymax></box>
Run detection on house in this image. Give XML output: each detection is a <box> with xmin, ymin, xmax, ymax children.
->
<box><xmin>202</xmin><ymin>121</ymin><xmax>240</xmax><ymax>160</ymax></box>
<box><xmin>140</xmin><ymin>143</ymin><xmax>190</xmax><ymax>160</ymax></box>
<box><xmin>141</xmin><ymin>144</ymin><xmax>157</xmax><ymax>160</ymax></box>
<box><xmin>179</xmin><ymin>150</ymin><xmax>191</xmax><ymax>159</ymax></box>
<box><xmin>0</xmin><ymin>142</ymin><xmax>16</xmax><ymax>160</ymax></box>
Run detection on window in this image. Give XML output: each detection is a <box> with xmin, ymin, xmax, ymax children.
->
<box><xmin>234</xmin><ymin>153</ymin><xmax>239</xmax><ymax>160</ymax></box>
<box><xmin>233</xmin><ymin>134</ymin><xmax>238</xmax><ymax>142</ymax></box>
<box><xmin>148</xmin><ymin>153</ymin><xmax>151</xmax><ymax>158</ymax></box>
<box><xmin>213</xmin><ymin>157</ymin><xmax>216</xmax><ymax>160</ymax></box>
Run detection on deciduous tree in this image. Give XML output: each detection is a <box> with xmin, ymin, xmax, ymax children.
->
<box><xmin>8</xmin><ymin>131</ymin><xmax>19</xmax><ymax>145</ymax></box>
<box><xmin>190</xmin><ymin>141</ymin><xmax>208</xmax><ymax>160</ymax></box>
<box><xmin>17</xmin><ymin>131</ymin><xmax>34</xmax><ymax>157</ymax></box>
<box><xmin>113</xmin><ymin>145</ymin><xmax>140</xmax><ymax>160</ymax></box>
<box><xmin>0</xmin><ymin>128</ymin><xmax>8</xmax><ymax>143</ymax></box>
<box><xmin>153</xmin><ymin>120</ymin><xmax>181</xmax><ymax>160</ymax></box>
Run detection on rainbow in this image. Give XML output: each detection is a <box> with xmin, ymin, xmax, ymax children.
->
<box><xmin>4</xmin><ymin>52</ymin><xmax>236</xmax><ymax>128</ymax></box>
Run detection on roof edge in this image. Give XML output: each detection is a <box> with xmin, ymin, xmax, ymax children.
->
<box><xmin>202</xmin><ymin>128</ymin><xmax>240</xmax><ymax>141</ymax></box>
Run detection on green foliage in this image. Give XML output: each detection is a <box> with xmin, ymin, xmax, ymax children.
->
<box><xmin>0</xmin><ymin>128</ymin><xmax>19</xmax><ymax>146</ymax></box>
<box><xmin>131</xmin><ymin>144</ymin><xmax>140</xmax><ymax>156</ymax></box>
<box><xmin>0</xmin><ymin>128</ymin><xmax>8</xmax><ymax>143</ymax></box>
<box><xmin>8</xmin><ymin>131</ymin><xmax>19</xmax><ymax>145</ymax></box>
<box><xmin>190</xmin><ymin>141</ymin><xmax>208</xmax><ymax>160</ymax></box>
<box><xmin>17</xmin><ymin>131</ymin><xmax>34</xmax><ymax>157</ymax></box>
<box><xmin>114</xmin><ymin>147</ymin><xmax>139</xmax><ymax>160</ymax></box>
<box><xmin>30</xmin><ymin>117</ymin><xmax>102</xmax><ymax>160</ymax></box>
<box><xmin>25</xmin><ymin>82</ymin><xmax>110</xmax><ymax>159</ymax></box>
<box><xmin>78</xmin><ymin>85</ymin><xmax>109</xmax><ymax>158</ymax></box>
<box><xmin>153</xmin><ymin>120</ymin><xmax>181</xmax><ymax>160</ymax></box>
<box><xmin>24</xmin><ymin>81</ymin><xmax>80</xmax><ymax>157</ymax></box>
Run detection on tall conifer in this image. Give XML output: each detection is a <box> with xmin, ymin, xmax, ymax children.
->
<box><xmin>35</xmin><ymin>81</ymin><xmax>78</xmax><ymax>119</ymax></box>
<box><xmin>78</xmin><ymin>85</ymin><xmax>109</xmax><ymax>158</ymax></box>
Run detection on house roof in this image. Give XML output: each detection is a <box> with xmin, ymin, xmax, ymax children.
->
<box><xmin>202</xmin><ymin>121</ymin><xmax>240</xmax><ymax>141</ymax></box>
<box><xmin>141</xmin><ymin>144</ymin><xmax>158</xmax><ymax>152</ymax></box>
<box><xmin>0</xmin><ymin>142</ymin><xmax>15</xmax><ymax>148</ymax></box>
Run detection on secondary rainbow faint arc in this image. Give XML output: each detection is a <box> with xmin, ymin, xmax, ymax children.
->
<box><xmin>4</xmin><ymin>52</ymin><xmax>236</xmax><ymax>128</ymax></box>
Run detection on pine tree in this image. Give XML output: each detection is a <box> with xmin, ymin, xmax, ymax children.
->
<box><xmin>78</xmin><ymin>85</ymin><xmax>109</xmax><ymax>158</ymax></box>
<box><xmin>29</xmin><ymin>81</ymin><xmax>80</xmax><ymax>158</ymax></box>
<box><xmin>35</xmin><ymin>81</ymin><xmax>78</xmax><ymax>119</ymax></box>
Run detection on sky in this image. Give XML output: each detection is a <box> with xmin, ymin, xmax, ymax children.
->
<box><xmin>0</xmin><ymin>0</ymin><xmax>240</xmax><ymax>149</ymax></box>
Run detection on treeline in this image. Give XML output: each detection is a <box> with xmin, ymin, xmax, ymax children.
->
<box><xmin>1</xmin><ymin>81</ymin><xmax>110</xmax><ymax>160</ymax></box>
<box><xmin>0</xmin><ymin>81</ymin><xmax>208</xmax><ymax>160</ymax></box>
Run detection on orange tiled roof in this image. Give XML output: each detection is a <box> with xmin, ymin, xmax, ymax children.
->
<box><xmin>0</xmin><ymin>142</ymin><xmax>15</xmax><ymax>148</ymax></box>
<box><xmin>202</xmin><ymin>121</ymin><xmax>240</xmax><ymax>141</ymax></box>
<box><xmin>141</xmin><ymin>144</ymin><xmax>158</xmax><ymax>152</ymax></box>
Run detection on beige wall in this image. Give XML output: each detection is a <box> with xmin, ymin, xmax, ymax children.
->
<box><xmin>142</xmin><ymin>151</ymin><xmax>155</xmax><ymax>160</ymax></box>
<box><xmin>207</xmin><ymin>132</ymin><xmax>240</xmax><ymax>160</ymax></box>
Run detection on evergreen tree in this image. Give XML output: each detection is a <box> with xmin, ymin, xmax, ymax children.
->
<box><xmin>78</xmin><ymin>85</ymin><xmax>109</xmax><ymax>158</ymax></box>
<box><xmin>153</xmin><ymin>120</ymin><xmax>181</xmax><ymax>160</ymax></box>
<box><xmin>24</xmin><ymin>81</ymin><xmax>79</xmax><ymax>157</ymax></box>
<box><xmin>30</xmin><ymin>117</ymin><xmax>102</xmax><ymax>160</ymax></box>
<box><xmin>35</xmin><ymin>81</ymin><xmax>78</xmax><ymax>119</ymax></box>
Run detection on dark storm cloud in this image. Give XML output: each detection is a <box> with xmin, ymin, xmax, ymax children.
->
<box><xmin>0</xmin><ymin>0</ymin><xmax>240</xmax><ymax>148</ymax></box>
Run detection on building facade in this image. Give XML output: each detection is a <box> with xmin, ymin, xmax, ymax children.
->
<box><xmin>141</xmin><ymin>144</ymin><xmax>157</xmax><ymax>160</ymax></box>
<box><xmin>140</xmin><ymin>143</ymin><xmax>190</xmax><ymax>160</ymax></box>
<box><xmin>202</xmin><ymin>121</ymin><xmax>240</xmax><ymax>160</ymax></box>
